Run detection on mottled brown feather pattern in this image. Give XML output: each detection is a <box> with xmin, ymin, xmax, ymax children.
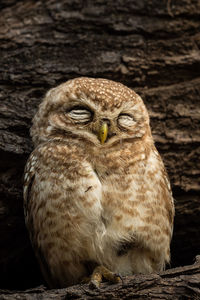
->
<box><xmin>24</xmin><ymin>77</ymin><xmax>174</xmax><ymax>288</ymax></box>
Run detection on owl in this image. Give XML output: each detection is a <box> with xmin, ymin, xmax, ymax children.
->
<box><xmin>23</xmin><ymin>77</ymin><xmax>174</xmax><ymax>289</ymax></box>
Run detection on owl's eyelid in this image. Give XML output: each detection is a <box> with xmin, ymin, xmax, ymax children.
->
<box><xmin>117</xmin><ymin>113</ymin><xmax>136</xmax><ymax>131</ymax></box>
<box><xmin>118</xmin><ymin>113</ymin><xmax>135</xmax><ymax>121</ymax></box>
<box><xmin>67</xmin><ymin>105</ymin><xmax>93</xmax><ymax>114</ymax></box>
<box><xmin>66</xmin><ymin>105</ymin><xmax>94</xmax><ymax>123</ymax></box>
<box><xmin>119</xmin><ymin>113</ymin><xmax>134</xmax><ymax>118</ymax></box>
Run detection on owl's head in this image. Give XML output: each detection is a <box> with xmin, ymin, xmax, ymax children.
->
<box><xmin>31</xmin><ymin>77</ymin><xmax>150</xmax><ymax>147</ymax></box>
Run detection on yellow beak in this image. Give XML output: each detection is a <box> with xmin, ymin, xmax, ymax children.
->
<box><xmin>98</xmin><ymin>122</ymin><xmax>108</xmax><ymax>144</ymax></box>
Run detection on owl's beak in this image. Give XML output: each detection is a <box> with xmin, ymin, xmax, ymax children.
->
<box><xmin>98</xmin><ymin>122</ymin><xmax>108</xmax><ymax>144</ymax></box>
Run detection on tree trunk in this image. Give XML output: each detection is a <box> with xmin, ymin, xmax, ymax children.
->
<box><xmin>0</xmin><ymin>0</ymin><xmax>200</xmax><ymax>297</ymax></box>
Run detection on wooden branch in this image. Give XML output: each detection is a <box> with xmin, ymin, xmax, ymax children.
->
<box><xmin>1</xmin><ymin>256</ymin><xmax>200</xmax><ymax>299</ymax></box>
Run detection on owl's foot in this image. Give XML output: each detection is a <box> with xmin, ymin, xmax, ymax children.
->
<box><xmin>89</xmin><ymin>265</ymin><xmax>122</xmax><ymax>289</ymax></box>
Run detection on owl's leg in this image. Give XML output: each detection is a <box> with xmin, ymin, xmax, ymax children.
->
<box><xmin>89</xmin><ymin>265</ymin><xmax>122</xmax><ymax>289</ymax></box>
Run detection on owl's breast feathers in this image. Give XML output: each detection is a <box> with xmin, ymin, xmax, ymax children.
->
<box><xmin>24</xmin><ymin>140</ymin><xmax>174</xmax><ymax>287</ymax></box>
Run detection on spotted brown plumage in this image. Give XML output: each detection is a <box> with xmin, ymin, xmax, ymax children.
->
<box><xmin>24</xmin><ymin>77</ymin><xmax>175</xmax><ymax>288</ymax></box>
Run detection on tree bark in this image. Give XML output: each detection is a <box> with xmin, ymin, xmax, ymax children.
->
<box><xmin>0</xmin><ymin>0</ymin><xmax>200</xmax><ymax>296</ymax></box>
<box><xmin>1</xmin><ymin>256</ymin><xmax>200</xmax><ymax>299</ymax></box>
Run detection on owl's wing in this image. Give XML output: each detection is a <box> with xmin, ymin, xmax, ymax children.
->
<box><xmin>23</xmin><ymin>150</ymin><xmax>57</xmax><ymax>287</ymax></box>
<box><xmin>23</xmin><ymin>152</ymin><xmax>37</xmax><ymax>222</ymax></box>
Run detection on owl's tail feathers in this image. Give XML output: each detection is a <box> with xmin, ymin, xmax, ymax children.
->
<box><xmin>89</xmin><ymin>265</ymin><xmax>122</xmax><ymax>289</ymax></box>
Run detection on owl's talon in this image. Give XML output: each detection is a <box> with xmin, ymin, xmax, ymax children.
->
<box><xmin>114</xmin><ymin>273</ymin><xmax>124</xmax><ymax>285</ymax></box>
<box><xmin>113</xmin><ymin>273</ymin><xmax>123</xmax><ymax>283</ymax></box>
<box><xmin>89</xmin><ymin>265</ymin><xmax>122</xmax><ymax>289</ymax></box>
<box><xmin>89</xmin><ymin>279</ymin><xmax>101</xmax><ymax>290</ymax></box>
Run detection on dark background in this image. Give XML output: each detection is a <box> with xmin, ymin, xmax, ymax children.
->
<box><xmin>0</xmin><ymin>0</ymin><xmax>199</xmax><ymax>290</ymax></box>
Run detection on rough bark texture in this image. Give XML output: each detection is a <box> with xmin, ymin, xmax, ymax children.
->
<box><xmin>1</xmin><ymin>256</ymin><xmax>200</xmax><ymax>299</ymax></box>
<box><xmin>0</xmin><ymin>0</ymin><xmax>200</xmax><ymax>296</ymax></box>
